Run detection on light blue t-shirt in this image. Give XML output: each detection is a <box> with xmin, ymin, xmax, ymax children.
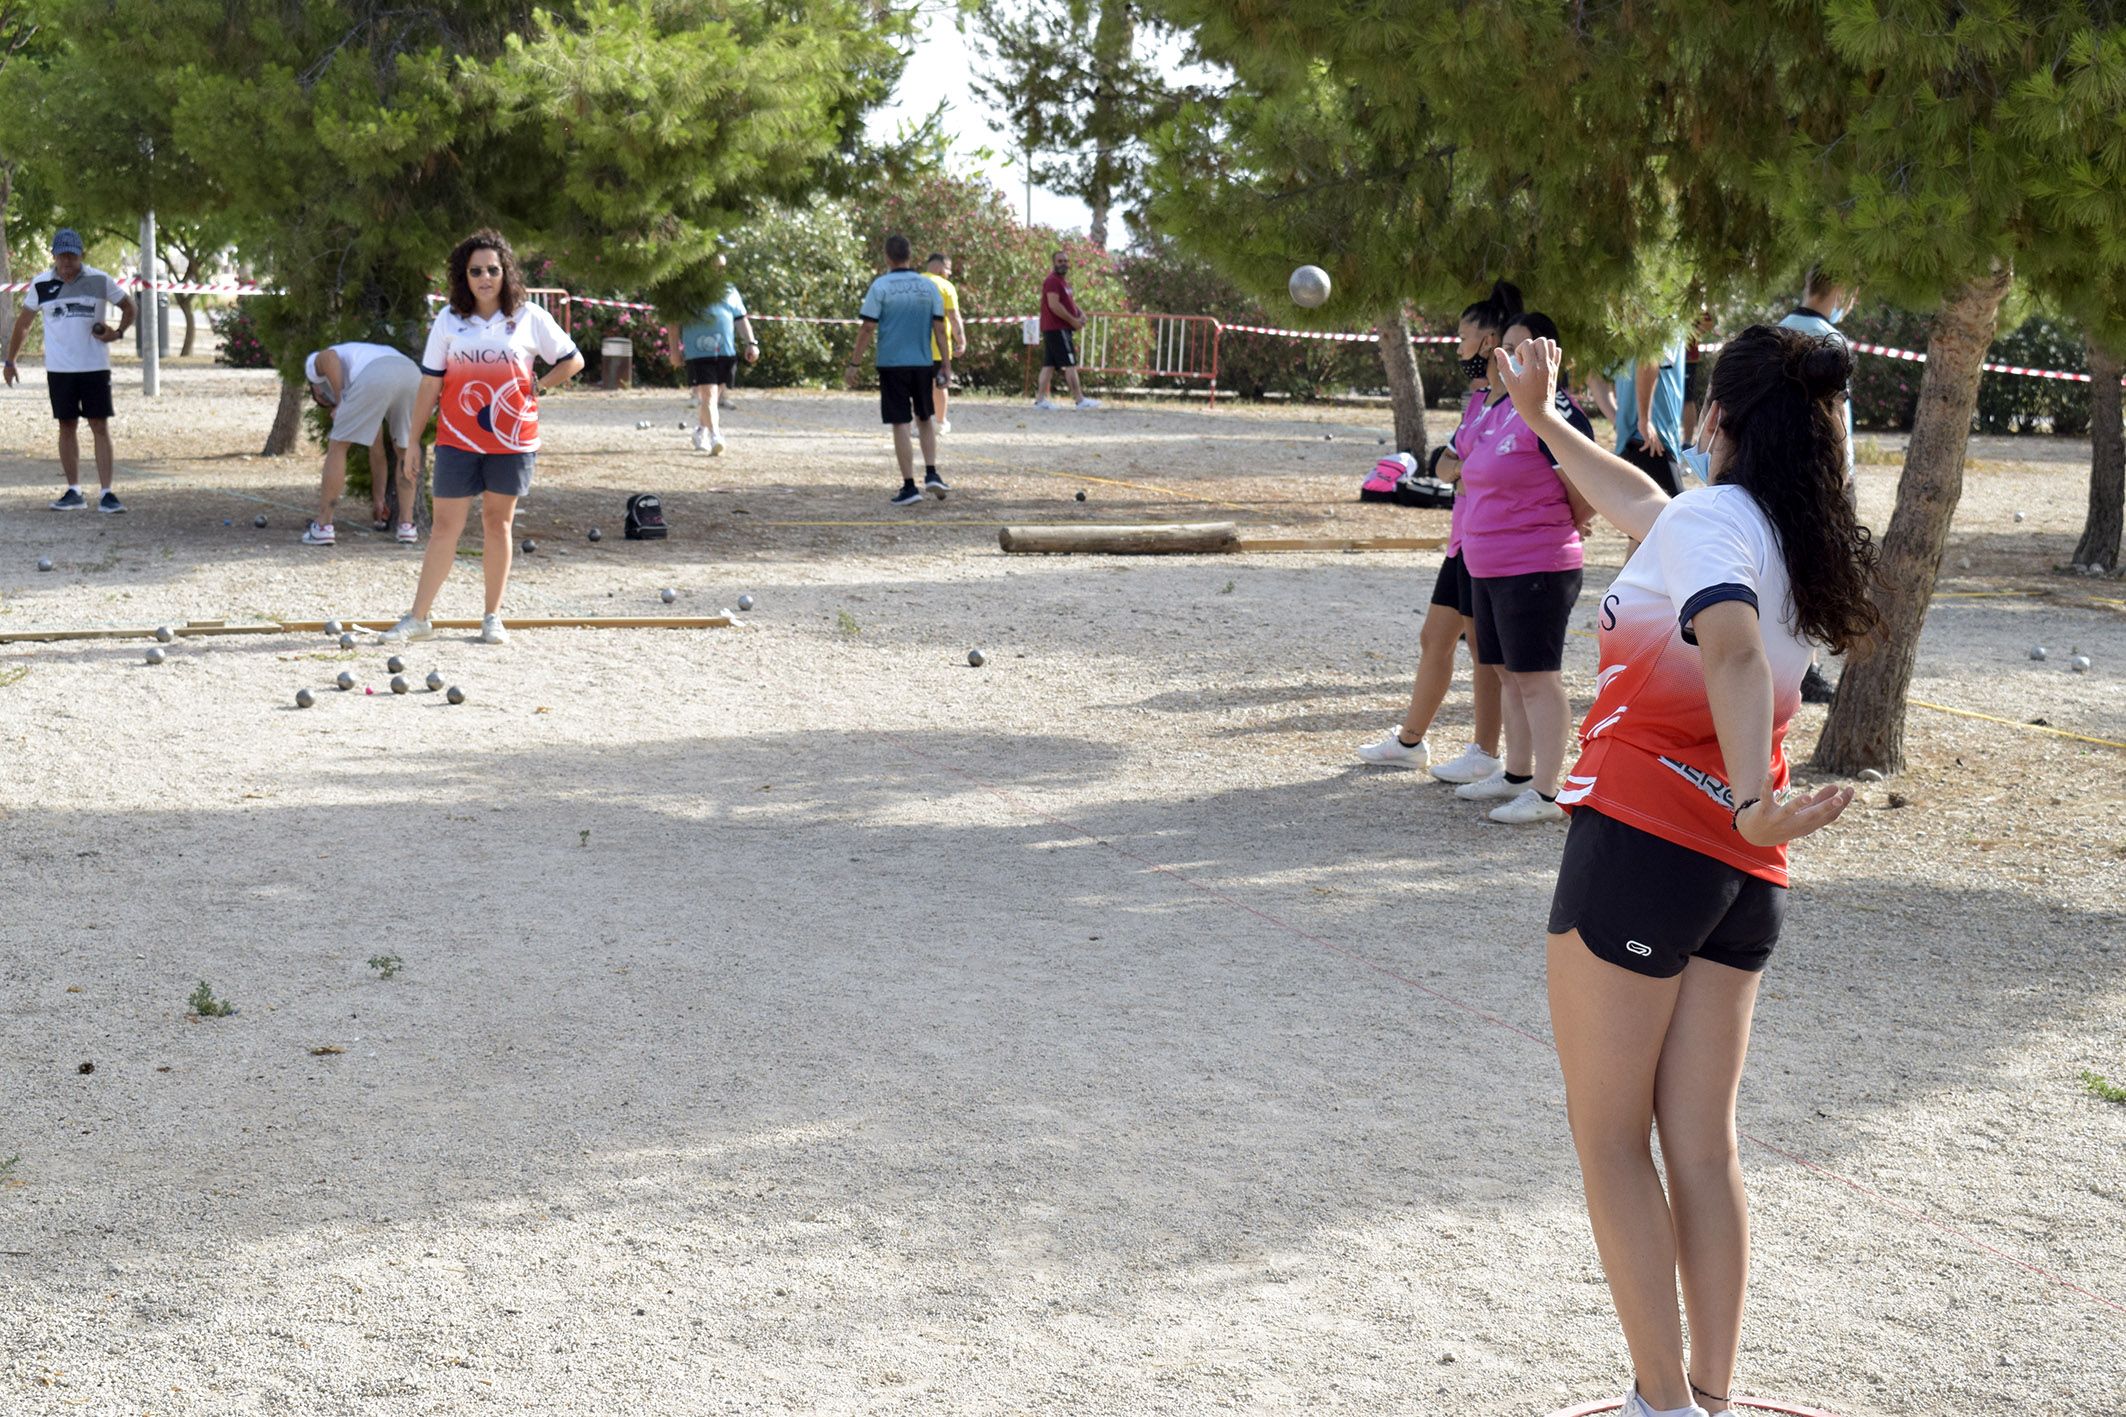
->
<box><xmin>1609</xmin><ymin>340</ymin><xmax>1685</xmax><ymax>454</ymax></box>
<box><xmin>680</xmin><ymin>289</ymin><xmax>747</xmax><ymax>359</ymax></box>
<box><xmin>858</xmin><ymin>269</ymin><xmax>944</xmax><ymax>368</ymax></box>
<box><xmin>1778</xmin><ymin>307</ymin><xmax>1855</xmax><ymax>470</ymax></box>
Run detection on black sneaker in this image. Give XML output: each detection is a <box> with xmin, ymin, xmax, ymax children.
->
<box><xmin>890</xmin><ymin>483</ymin><xmax>923</xmax><ymax>507</ymax></box>
<box><xmin>98</xmin><ymin>490</ymin><xmax>127</xmax><ymax>514</ymax></box>
<box><xmin>50</xmin><ymin>487</ymin><xmax>85</xmax><ymax>510</ymax></box>
<box><xmin>925</xmin><ymin>473</ymin><xmax>951</xmax><ymax>500</ymax></box>
<box><xmin>1800</xmin><ymin>664</ymin><xmax>1836</xmax><ymax>704</ymax></box>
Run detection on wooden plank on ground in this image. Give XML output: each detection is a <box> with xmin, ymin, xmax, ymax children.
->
<box><xmin>1233</xmin><ymin>535</ymin><xmax>1446</xmax><ymax>553</ymax></box>
<box><xmin>999</xmin><ymin>522</ymin><xmax>1240</xmax><ymax>554</ymax></box>
<box><xmin>0</xmin><ymin>615</ymin><xmax>737</xmax><ymax>644</ymax></box>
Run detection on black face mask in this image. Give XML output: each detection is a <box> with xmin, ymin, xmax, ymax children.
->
<box><xmin>1459</xmin><ymin>352</ymin><xmax>1489</xmax><ymax>380</ymax></box>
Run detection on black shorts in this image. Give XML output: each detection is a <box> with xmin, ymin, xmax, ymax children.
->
<box><xmin>1548</xmin><ymin>806</ymin><xmax>1786</xmax><ymax>978</ymax></box>
<box><xmin>1620</xmin><ymin>436</ymin><xmax>1683</xmax><ymax>496</ymax></box>
<box><xmin>1684</xmin><ymin>359</ymin><xmax>1704</xmax><ymax>406</ymax></box>
<box><xmin>685</xmin><ymin>355</ymin><xmax>737</xmax><ymax>388</ymax></box>
<box><xmin>1042</xmin><ymin>328</ymin><xmax>1078</xmax><ymax>369</ymax></box>
<box><xmin>433</xmin><ymin>446</ymin><xmax>534</xmax><ymax>498</ymax></box>
<box><xmin>48</xmin><ymin>369</ymin><xmax>114</xmax><ymax>422</ymax></box>
<box><xmin>1428</xmin><ymin>550</ymin><xmax>1475</xmax><ymax>618</ymax></box>
<box><xmin>1470</xmin><ymin>567</ymin><xmax>1582</xmax><ymax>672</ymax></box>
<box><xmin>877</xmin><ymin>365</ymin><xmax>935</xmax><ymax>426</ymax></box>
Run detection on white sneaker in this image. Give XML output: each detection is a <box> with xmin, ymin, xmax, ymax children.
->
<box><xmin>396</xmin><ymin>523</ymin><xmax>418</xmax><ymax>544</ymax></box>
<box><xmin>1355</xmin><ymin>731</ymin><xmax>1429</xmax><ymax>768</ymax></box>
<box><xmin>479</xmin><ymin>613</ymin><xmax>510</xmax><ymax>645</ymax></box>
<box><xmin>937</xmin><ymin>418</ymin><xmax>952</xmax><ymax>434</ymax></box>
<box><xmin>710</xmin><ymin>436</ymin><xmax>725</xmax><ymax>456</ymax></box>
<box><xmin>1490</xmin><ymin>787</ymin><xmax>1565</xmax><ymax>824</ymax></box>
<box><xmin>377</xmin><ymin>614</ymin><xmax>434</xmax><ymax>645</ymax></box>
<box><xmin>691</xmin><ymin>425</ymin><xmax>710</xmax><ymax>451</ymax></box>
<box><xmin>1075</xmin><ymin>396</ymin><xmax>1102</xmax><ymax>410</ymax></box>
<box><xmin>1454</xmin><ymin>769</ymin><xmax>1522</xmax><ymax>801</ymax></box>
<box><xmin>1429</xmin><ymin>742</ymin><xmax>1502</xmax><ymax>784</ymax></box>
<box><xmin>1032</xmin><ymin>398</ymin><xmax>1058</xmax><ymax>410</ymax></box>
<box><xmin>301</xmin><ymin>521</ymin><xmax>336</xmax><ymax>546</ymax></box>
<box><xmin>1619</xmin><ymin>1392</ymin><xmax>1708</xmax><ymax>1417</ymax></box>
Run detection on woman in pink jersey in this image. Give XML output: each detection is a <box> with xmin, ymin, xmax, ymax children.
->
<box><xmin>1495</xmin><ymin>326</ymin><xmax>1877</xmax><ymax>1417</ymax></box>
<box><xmin>1353</xmin><ymin>281</ymin><xmax>1518</xmax><ymax>783</ymax></box>
<box><xmin>381</xmin><ymin>229</ymin><xmax>583</xmax><ymax>646</ymax></box>
<box><xmin>1450</xmin><ymin>311</ymin><xmax>1596</xmax><ymax>824</ymax></box>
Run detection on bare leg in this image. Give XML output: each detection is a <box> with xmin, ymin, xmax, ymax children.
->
<box><xmin>1064</xmin><ymin>366</ymin><xmax>1085</xmax><ymax>402</ymax></box>
<box><xmin>1496</xmin><ymin>666</ymin><xmax>1533</xmax><ymax>777</ymax></box>
<box><xmin>1036</xmin><ymin>366</ymin><xmax>1054</xmax><ymax>401</ymax></box>
<box><xmin>410</xmin><ymin>496</ymin><xmax>472</xmax><ymax>618</ymax></box>
<box><xmin>935</xmin><ymin>373</ymin><xmax>949</xmax><ymax>424</ymax></box>
<box><xmin>1397</xmin><ymin>601</ymin><xmax>1466</xmax><ymax>742</ymax></box>
<box><xmin>706</xmin><ymin>382</ymin><xmax>722</xmax><ymax>441</ymax></box>
<box><xmin>889</xmin><ymin>423</ymin><xmax>916</xmax><ymax>480</ymax></box>
<box><xmin>479</xmin><ymin>491</ymin><xmax>517</xmax><ymax>615</ymax></box>
<box><xmin>88</xmin><ymin>420</ymin><xmax>115</xmax><ymax>490</ymax></box>
<box><xmin>57</xmin><ymin>421</ymin><xmax>81</xmax><ymax>485</ymax></box>
<box><xmin>1656</xmin><ymin>959</ymin><xmax>1763</xmax><ymax>1409</ymax></box>
<box><xmin>1512</xmin><ymin>668</ymin><xmax>1572</xmax><ymax>796</ymax></box>
<box><xmin>916</xmin><ymin>416</ymin><xmax>938</xmax><ymax>467</ymax></box>
<box><xmin>1471</xmin><ymin>658</ymin><xmax>1504</xmax><ymax>758</ymax></box>
<box><xmin>1548</xmin><ymin>929</ymin><xmax>1694</xmax><ymax>1412</ymax></box>
<box><xmin>393</xmin><ymin>444</ymin><xmax>419</xmax><ymax>528</ymax></box>
<box><xmin>316</xmin><ymin>442</ymin><xmax>350</xmax><ymax>525</ymax></box>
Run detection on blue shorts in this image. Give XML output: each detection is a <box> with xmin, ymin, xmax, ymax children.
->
<box><xmin>433</xmin><ymin>445</ymin><xmax>534</xmax><ymax>499</ymax></box>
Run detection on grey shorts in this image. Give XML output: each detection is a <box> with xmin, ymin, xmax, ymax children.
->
<box><xmin>433</xmin><ymin>445</ymin><xmax>534</xmax><ymax>499</ymax></box>
<box><xmin>329</xmin><ymin>355</ymin><xmax>422</xmax><ymax>448</ymax></box>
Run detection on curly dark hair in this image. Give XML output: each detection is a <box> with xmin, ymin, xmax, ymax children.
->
<box><xmin>1706</xmin><ymin>324</ymin><xmax>1881</xmax><ymax>653</ymax></box>
<box><xmin>445</xmin><ymin>228</ymin><xmax>528</xmax><ymax>318</ymax></box>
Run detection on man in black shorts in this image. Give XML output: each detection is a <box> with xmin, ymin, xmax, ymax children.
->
<box><xmin>1033</xmin><ymin>250</ymin><xmax>1098</xmax><ymax>411</ymax></box>
<box><xmin>845</xmin><ymin>234</ymin><xmax>951</xmax><ymax>506</ymax></box>
<box><xmin>5</xmin><ymin>229</ymin><xmax>137</xmax><ymax>512</ymax></box>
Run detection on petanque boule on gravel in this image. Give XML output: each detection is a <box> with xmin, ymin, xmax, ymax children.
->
<box><xmin>2070</xmin><ymin>655</ymin><xmax>2092</xmax><ymax>672</ymax></box>
<box><xmin>737</xmin><ymin>594</ymin><xmax>755</xmax><ymax>612</ymax></box>
<box><xmin>324</xmin><ymin>619</ymin><xmax>343</xmax><ymax>636</ymax></box>
<box><xmin>338</xmin><ymin>632</ymin><xmax>357</xmax><ymax>650</ymax></box>
<box><xmin>521</xmin><ymin>539</ymin><xmax>537</xmax><ymax>554</ymax></box>
<box><xmin>386</xmin><ymin>654</ymin><xmax>405</xmax><ymax>674</ymax></box>
<box><xmin>390</xmin><ymin>675</ymin><xmax>409</xmax><ymax>694</ymax></box>
<box><xmin>1075</xmin><ymin>490</ymin><xmax>1086</xmax><ymax>502</ymax></box>
<box><xmin>2031</xmin><ymin>645</ymin><xmax>2048</xmax><ymax>661</ymax></box>
<box><xmin>336</xmin><ymin>671</ymin><xmax>356</xmax><ymax>691</ymax></box>
<box><xmin>145</xmin><ymin>647</ymin><xmax>165</xmax><ymax>665</ymax></box>
<box><xmin>1857</xmin><ymin>768</ymin><xmax>1885</xmax><ymax>783</ymax></box>
<box><xmin>2014</xmin><ymin>510</ymin><xmax>2026</xmax><ymax>522</ymax></box>
<box><xmin>587</xmin><ymin>528</ymin><xmax>602</xmax><ymax>542</ymax></box>
<box><xmin>154</xmin><ymin>625</ymin><xmax>174</xmax><ymax>643</ymax></box>
<box><xmin>254</xmin><ymin>514</ymin><xmax>268</xmax><ymax>528</ymax></box>
<box><xmin>295</xmin><ymin>688</ymin><xmax>315</xmax><ymax>709</ymax></box>
<box><xmin>660</xmin><ymin>588</ymin><xmax>677</xmax><ymax>604</ymax></box>
<box><xmin>446</xmin><ymin>685</ymin><xmax>465</xmax><ymax>705</ymax></box>
<box><xmin>967</xmin><ymin>648</ymin><xmax>987</xmax><ymax>668</ymax></box>
<box><xmin>425</xmin><ymin>670</ymin><xmax>444</xmax><ymax>691</ymax></box>
<box><xmin>37</xmin><ymin>556</ymin><xmax>53</xmax><ymax>572</ymax></box>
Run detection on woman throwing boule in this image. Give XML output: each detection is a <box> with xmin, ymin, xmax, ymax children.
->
<box><xmin>380</xmin><ymin>229</ymin><xmax>583</xmax><ymax>646</ymax></box>
<box><xmin>1492</xmin><ymin>324</ymin><xmax>1878</xmax><ymax>1417</ymax></box>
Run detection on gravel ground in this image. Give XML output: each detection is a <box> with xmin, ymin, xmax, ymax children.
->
<box><xmin>2</xmin><ymin>362</ymin><xmax>2122</xmax><ymax>1416</ymax></box>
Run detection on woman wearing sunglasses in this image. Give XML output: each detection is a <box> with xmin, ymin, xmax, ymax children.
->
<box><xmin>381</xmin><ymin>229</ymin><xmax>583</xmax><ymax>646</ymax></box>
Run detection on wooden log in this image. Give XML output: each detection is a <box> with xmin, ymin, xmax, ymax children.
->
<box><xmin>1232</xmin><ymin>535</ymin><xmax>1446</xmax><ymax>553</ymax></box>
<box><xmin>999</xmin><ymin>522</ymin><xmax>1240</xmax><ymax>554</ymax></box>
<box><xmin>0</xmin><ymin>615</ymin><xmax>736</xmax><ymax>644</ymax></box>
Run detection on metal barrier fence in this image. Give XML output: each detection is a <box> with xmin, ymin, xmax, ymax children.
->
<box><xmin>1034</xmin><ymin>312</ymin><xmax>1224</xmax><ymax>404</ymax></box>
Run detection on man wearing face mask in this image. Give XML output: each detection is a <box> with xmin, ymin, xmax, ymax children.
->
<box><xmin>1776</xmin><ymin>267</ymin><xmax>1858</xmax><ymax>704</ymax></box>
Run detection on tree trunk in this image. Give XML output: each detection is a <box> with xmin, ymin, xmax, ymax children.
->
<box><xmin>1084</xmin><ymin>0</ymin><xmax>1133</xmax><ymax>249</ymax></box>
<box><xmin>1376</xmin><ymin>307</ymin><xmax>1429</xmax><ymax>460</ymax></box>
<box><xmin>0</xmin><ymin>163</ymin><xmax>12</xmax><ymax>333</ymax></box>
<box><xmin>1814</xmin><ymin>265</ymin><xmax>2013</xmax><ymax>776</ymax></box>
<box><xmin>175</xmin><ymin>292</ymin><xmax>196</xmax><ymax>357</ymax></box>
<box><xmin>262</xmin><ymin>378</ymin><xmax>304</xmax><ymax>455</ymax></box>
<box><xmin>2072</xmin><ymin>339</ymin><xmax>2123</xmax><ymax>573</ymax></box>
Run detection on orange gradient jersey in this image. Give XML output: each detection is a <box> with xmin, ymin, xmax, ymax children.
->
<box><xmin>1557</xmin><ymin>486</ymin><xmax>1816</xmax><ymax>884</ymax></box>
<box><xmin>419</xmin><ymin>303</ymin><xmax>578</xmax><ymax>455</ymax></box>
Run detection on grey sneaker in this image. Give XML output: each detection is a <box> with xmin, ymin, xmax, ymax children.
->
<box><xmin>478</xmin><ymin>613</ymin><xmax>510</xmax><ymax>645</ymax></box>
<box><xmin>50</xmin><ymin>487</ymin><xmax>86</xmax><ymax>510</ymax></box>
<box><xmin>377</xmin><ymin>614</ymin><xmax>434</xmax><ymax>645</ymax></box>
<box><xmin>98</xmin><ymin>490</ymin><xmax>126</xmax><ymax>514</ymax></box>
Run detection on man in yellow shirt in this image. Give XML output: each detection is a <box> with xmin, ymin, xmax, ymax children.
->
<box><xmin>925</xmin><ymin>253</ymin><xmax>967</xmax><ymax>434</ymax></box>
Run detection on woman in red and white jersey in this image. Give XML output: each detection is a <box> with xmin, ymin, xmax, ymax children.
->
<box><xmin>1493</xmin><ymin>325</ymin><xmax>1878</xmax><ymax>1417</ymax></box>
<box><xmin>380</xmin><ymin>229</ymin><xmax>583</xmax><ymax>646</ymax></box>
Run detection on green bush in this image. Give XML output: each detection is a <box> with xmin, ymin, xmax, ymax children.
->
<box><xmin>211</xmin><ymin>301</ymin><xmax>273</xmax><ymax>369</ymax></box>
<box><xmin>719</xmin><ymin>196</ymin><xmax>874</xmax><ymax>388</ymax></box>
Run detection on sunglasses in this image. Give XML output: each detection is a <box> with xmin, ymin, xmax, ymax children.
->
<box><xmin>468</xmin><ymin>264</ymin><xmax>503</xmax><ymax>278</ymax></box>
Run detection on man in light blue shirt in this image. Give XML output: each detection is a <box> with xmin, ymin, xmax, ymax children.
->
<box><xmin>665</xmin><ymin>251</ymin><xmax>756</xmax><ymax>456</ymax></box>
<box><xmin>1608</xmin><ymin>340</ymin><xmax>1687</xmax><ymax>493</ymax></box>
<box><xmin>1777</xmin><ymin>267</ymin><xmax>1857</xmax><ymax>478</ymax></box>
<box><xmin>845</xmin><ymin>234</ymin><xmax>949</xmax><ymax>506</ymax></box>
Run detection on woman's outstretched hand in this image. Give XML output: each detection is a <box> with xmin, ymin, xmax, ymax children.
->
<box><xmin>1493</xmin><ymin>336</ymin><xmax>1561</xmax><ymax>422</ymax></box>
<box><xmin>1735</xmin><ymin>783</ymin><xmax>1855</xmax><ymax>848</ymax></box>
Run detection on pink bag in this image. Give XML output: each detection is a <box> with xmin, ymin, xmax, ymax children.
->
<box><xmin>1361</xmin><ymin>453</ymin><xmax>1415</xmax><ymax>503</ymax></box>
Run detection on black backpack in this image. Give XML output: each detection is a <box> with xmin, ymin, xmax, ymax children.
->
<box><xmin>625</xmin><ymin>492</ymin><xmax>668</xmax><ymax>540</ymax></box>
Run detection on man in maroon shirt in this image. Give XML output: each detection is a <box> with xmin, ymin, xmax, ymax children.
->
<box><xmin>1034</xmin><ymin>249</ymin><xmax>1099</xmax><ymax>410</ymax></box>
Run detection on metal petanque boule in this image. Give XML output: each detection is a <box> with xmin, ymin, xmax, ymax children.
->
<box><xmin>2014</xmin><ymin>510</ymin><xmax>2026</xmax><ymax>522</ymax></box>
<box><xmin>1858</xmin><ymin>768</ymin><xmax>1885</xmax><ymax>783</ymax></box>
<box><xmin>254</xmin><ymin>514</ymin><xmax>268</xmax><ymax>528</ymax></box>
<box><xmin>386</xmin><ymin>654</ymin><xmax>405</xmax><ymax>674</ymax></box>
<box><xmin>425</xmin><ymin>670</ymin><xmax>444</xmax><ymax>691</ymax></box>
<box><xmin>588</xmin><ymin>528</ymin><xmax>602</xmax><ymax>542</ymax></box>
<box><xmin>967</xmin><ymin>648</ymin><xmax>987</xmax><ymax>668</ymax></box>
<box><xmin>521</xmin><ymin>539</ymin><xmax>537</xmax><ymax>554</ymax></box>
<box><xmin>154</xmin><ymin>625</ymin><xmax>175</xmax><ymax>643</ymax></box>
<box><xmin>390</xmin><ymin>674</ymin><xmax>409</xmax><ymax>694</ymax></box>
<box><xmin>737</xmin><ymin>594</ymin><xmax>755</xmax><ymax>612</ymax></box>
<box><xmin>338</xmin><ymin>632</ymin><xmax>357</xmax><ymax>650</ymax></box>
<box><xmin>2070</xmin><ymin>655</ymin><xmax>2092</xmax><ymax>672</ymax></box>
<box><xmin>336</xmin><ymin>671</ymin><xmax>356</xmax><ymax>691</ymax></box>
<box><xmin>295</xmin><ymin>688</ymin><xmax>315</xmax><ymax>709</ymax></box>
<box><xmin>1075</xmin><ymin>490</ymin><xmax>1087</xmax><ymax>502</ymax></box>
<box><xmin>2031</xmin><ymin>646</ymin><xmax>2048</xmax><ymax>661</ymax></box>
<box><xmin>145</xmin><ymin>646</ymin><xmax>166</xmax><ymax>665</ymax></box>
<box><xmin>324</xmin><ymin>619</ymin><xmax>343</xmax><ymax>636</ymax></box>
<box><xmin>1288</xmin><ymin>264</ymin><xmax>1332</xmax><ymax>308</ymax></box>
<box><xmin>660</xmin><ymin>588</ymin><xmax>677</xmax><ymax>604</ymax></box>
<box><xmin>37</xmin><ymin>557</ymin><xmax>53</xmax><ymax>572</ymax></box>
<box><xmin>446</xmin><ymin>685</ymin><xmax>465</xmax><ymax>705</ymax></box>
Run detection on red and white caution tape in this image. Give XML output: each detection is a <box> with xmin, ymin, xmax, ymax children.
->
<box><xmin>1</xmin><ymin>276</ymin><xmax>277</xmax><ymax>296</ymax></box>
